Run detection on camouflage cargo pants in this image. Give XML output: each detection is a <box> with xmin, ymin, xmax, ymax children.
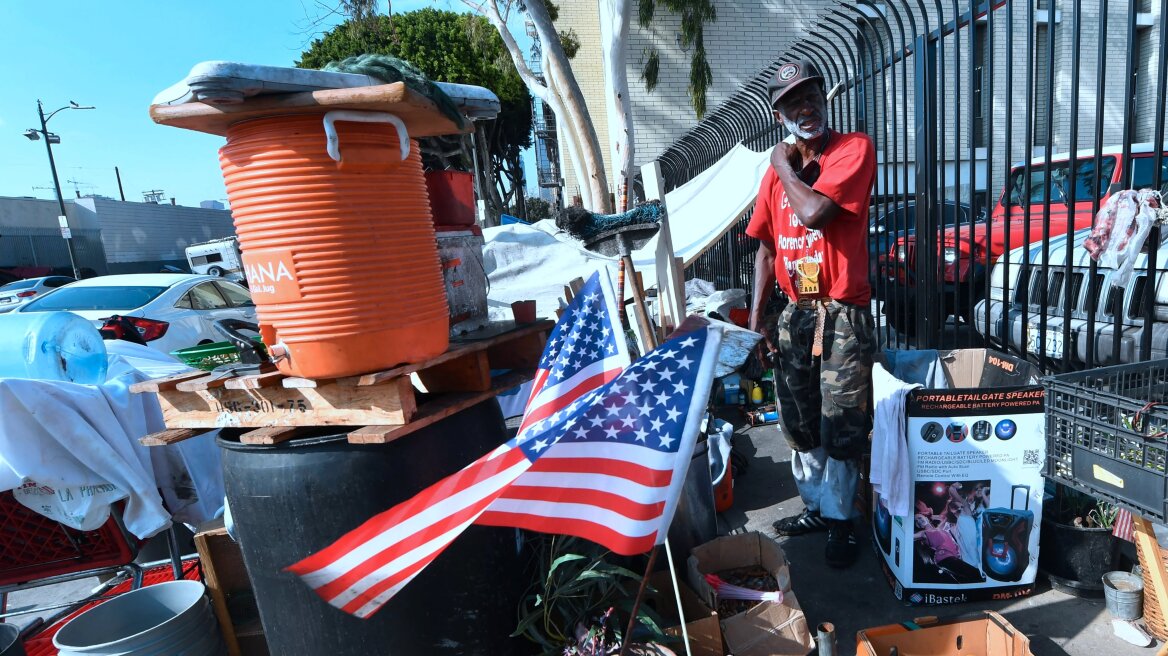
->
<box><xmin>770</xmin><ymin>300</ymin><xmax>876</xmax><ymax>460</ymax></box>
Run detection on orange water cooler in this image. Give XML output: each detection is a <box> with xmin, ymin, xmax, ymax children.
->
<box><xmin>218</xmin><ymin>111</ymin><xmax>449</xmax><ymax>379</ymax></box>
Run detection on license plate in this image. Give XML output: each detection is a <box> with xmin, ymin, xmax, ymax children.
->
<box><xmin>1026</xmin><ymin>322</ymin><xmax>1064</xmax><ymax>359</ymax></box>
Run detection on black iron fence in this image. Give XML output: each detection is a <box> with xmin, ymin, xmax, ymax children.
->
<box><xmin>677</xmin><ymin>0</ymin><xmax>1167</xmax><ymax>373</ymax></box>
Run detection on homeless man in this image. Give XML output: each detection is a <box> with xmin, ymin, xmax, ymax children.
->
<box><xmin>746</xmin><ymin>59</ymin><xmax>877</xmax><ymax>569</ymax></box>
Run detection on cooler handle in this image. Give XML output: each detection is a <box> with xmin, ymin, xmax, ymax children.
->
<box><xmin>1011</xmin><ymin>484</ymin><xmax>1030</xmax><ymax>512</ymax></box>
<box><xmin>323</xmin><ymin>110</ymin><xmax>410</xmax><ymax>163</ymax></box>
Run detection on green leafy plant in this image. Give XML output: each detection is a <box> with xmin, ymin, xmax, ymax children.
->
<box><xmin>513</xmin><ymin>534</ymin><xmax>673</xmax><ymax>655</ymax></box>
<box><xmin>1050</xmin><ymin>484</ymin><xmax>1121</xmax><ymax>529</ymax></box>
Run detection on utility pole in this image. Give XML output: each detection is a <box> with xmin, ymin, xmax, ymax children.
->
<box><xmin>23</xmin><ymin>100</ymin><xmax>95</xmax><ymax>279</ymax></box>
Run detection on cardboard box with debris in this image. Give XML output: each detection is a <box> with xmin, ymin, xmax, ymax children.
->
<box><xmin>686</xmin><ymin>532</ymin><xmax>814</xmax><ymax>656</ymax></box>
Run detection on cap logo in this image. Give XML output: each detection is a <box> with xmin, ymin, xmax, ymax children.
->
<box><xmin>778</xmin><ymin>64</ymin><xmax>800</xmax><ymax>82</ymax></box>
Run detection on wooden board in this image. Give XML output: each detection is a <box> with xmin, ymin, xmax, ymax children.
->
<box><xmin>129</xmin><ymin>370</ymin><xmax>209</xmax><ymax>394</ymax></box>
<box><xmin>1136</xmin><ymin>515</ymin><xmax>1168</xmax><ymax>635</ymax></box>
<box><xmin>131</xmin><ymin>319</ymin><xmax>552</xmax><ymax>436</ymax></box>
<box><xmin>240</xmin><ymin>426</ymin><xmax>311</xmax><ymax>445</ymax></box>
<box><xmin>150</xmin><ymin>82</ymin><xmax>471</xmax><ymax>138</ymax></box>
<box><xmin>157</xmin><ymin>375</ymin><xmax>417</xmax><ymax>429</ymax></box>
<box><xmin>348</xmin><ymin>369</ymin><xmax>534</xmax><ymax>444</ymax></box>
<box><xmin>139</xmin><ymin>428</ymin><xmax>211</xmax><ymax>447</ymax></box>
<box><xmin>354</xmin><ymin>319</ymin><xmax>553</xmax><ymax>387</ymax></box>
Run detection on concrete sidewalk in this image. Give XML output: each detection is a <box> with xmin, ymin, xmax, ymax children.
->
<box><xmin>719</xmin><ymin>415</ymin><xmax>1156</xmax><ymax>655</ymax></box>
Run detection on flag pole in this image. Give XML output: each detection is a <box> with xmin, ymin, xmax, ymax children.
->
<box><xmin>663</xmin><ymin>539</ymin><xmax>694</xmax><ymax>656</ymax></box>
<box><xmin>618</xmin><ymin>161</ymin><xmax>693</xmax><ymax>656</ymax></box>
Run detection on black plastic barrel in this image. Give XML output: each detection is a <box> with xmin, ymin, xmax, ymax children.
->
<box><xmin>219</xmin><ymin>400</ymin><xmax>529</xmax><ymax>655</ymax></box>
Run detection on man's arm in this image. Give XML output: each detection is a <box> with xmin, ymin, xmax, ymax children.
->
<box><xmin>771</xmin><ymin>143</ymin><xmax>842</xmax><ymax>230</ymax></box>
<box><xmin>749</xmin><ymin>241</ymin><xmax>777</xmax><ymax>351</ymax></box>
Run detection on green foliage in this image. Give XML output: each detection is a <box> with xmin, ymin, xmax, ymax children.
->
<box><xmin>513</xmin><ymin>535</ymin><xmax>670</xmax><ymax>654</ymax></box>
<box><xmin>637</xmin><ymin>0</ymin><xmax>717</xmax><ymax>118</ymax></box>
<box><xmin>520</xmin><ymin>196</ymin><xmax>554</xmax><ymax>222</ymax></box>
<box><xmin>1050</xmin><ymin>483</ymin><xmax>1120</xmax><ymax>528</ymax></box>
<box><xmin>559</xmin><ymin>27</ymin><xmax>582</xmax><ymax>59</ymax></box>
<box><xmin>298</xmin><ymin>9</ymin><xmax>533</xmax><ymax>159</ymax></box>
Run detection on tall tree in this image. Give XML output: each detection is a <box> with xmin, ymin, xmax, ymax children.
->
<box><xmin>298</xmin><ymin>8</ymin><xmax>533</xmax><ymax>224</ymax></box>
<box><xmin>464</xmin><ymin>0</ymin><xmax>613</xmax><ymax>213</ymax></box>
<box><xmin>600</xmin><ymin>0</ymin><xmax>634</xmax><ymax>210</ymax></box>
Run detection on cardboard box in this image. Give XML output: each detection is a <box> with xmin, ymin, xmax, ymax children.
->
<box><xmin>857</xmin><ymin>611</ymin><xmax>1032</xmax><ymax>655</ymax></box>
<box><xmin>645</xmin><ymin>571</ymin><xmax>723</xmax><ymax>656</ymax></box>
<box><xmin>873</xmin><ymin>349</ymin><xmax>1045</xmax><ymax>606</ymax></box>
<box><xmin>687</xmin><ymin>532</ymin><xmax>814</xmax><ymax>656</ymax></box>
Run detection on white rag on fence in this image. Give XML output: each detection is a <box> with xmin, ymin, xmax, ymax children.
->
<box><xmin>0</xmin><ymin>341</ymin><xmax>224</xmax><ymax>539</ymax></box>
<box><xmin>483</xmin><ymin>143</ymin><xmax>770</xmax><ymax>321</ymax></box>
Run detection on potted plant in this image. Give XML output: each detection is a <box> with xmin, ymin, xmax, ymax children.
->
<box><xmin>1038</xmin><ymin>483</ymin><xmax>1122</xmax><ymax>597</ymax></box>
<box><xmin>513</xmin><ymin>534</ymin><xmax>679</xmax><ymax>655</ymax></box>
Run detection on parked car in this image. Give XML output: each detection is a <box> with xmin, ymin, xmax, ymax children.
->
<box><xmin>974</xmin><ymin>226</ymin><xmax>1168</xmax><ymax>366</ymax></box>
<box><xmin>0</xmin><ymin>276</ymin><xmax>76</xmax><ymax>313</ymax></box>
<box><xmin>16</xmin><ymin>273</ymin><xmax>257</xmax><ymax>354</ymax></box>
<box><xmin>869</xmin><ymin>200</ymin><xmax>977</xmax><ymax>290</ymax></box>
<box><xmin>886</xmin><ymin>143</ymin><xmax>1168</xmax><ymax>331</ymax></box>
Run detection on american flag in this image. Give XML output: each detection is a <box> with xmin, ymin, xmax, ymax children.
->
<box><xmin>1113</xmin><ymin>507</ymin><xmax>1135</xmax><ymax>542</ymax></box>
<box><xmin>286</xmin><ymin>270</ymin><xmax>630</xmax><ymax>618</ymax></box>
<box><xmin>477</xmin><ymin>326</ymin><xmax>721</xmax><ymax>555</ymax></box>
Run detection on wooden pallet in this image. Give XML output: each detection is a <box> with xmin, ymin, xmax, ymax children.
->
<box><xmin>131</xmin><ymin>319</ymin><xmax>551</xmax><ymax>446</ymax></box>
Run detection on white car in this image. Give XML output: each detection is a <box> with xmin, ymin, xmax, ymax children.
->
<box><xmin>975</xmin><ymin>227</ymin><xmax>1168</xmax><ymax>365</ymax></box>
<box><xmin>0</xmin><ymin>276</ymin><xmax>76</xmax><ymax>313</ymax></box>
<box><xmin>17</xmin><ymin>273</ymin><xmax>257</xmax><ymax>354</ymax></box>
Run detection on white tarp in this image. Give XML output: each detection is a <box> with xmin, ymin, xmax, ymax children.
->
<box><xmin>0</xmin><ymin>341</ymin><xmax>224</xmax><ymax>538</ymax></box>
<box><xmin>484</xmin><ymin>143</ymin><xmax>770</xmax><ymax>320</ymax></box>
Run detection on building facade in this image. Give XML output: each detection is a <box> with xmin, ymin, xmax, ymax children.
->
<box><xmin>0</xmin><ymin>196</ymin><xmax>235</xmax><ymax>276</ymax></box>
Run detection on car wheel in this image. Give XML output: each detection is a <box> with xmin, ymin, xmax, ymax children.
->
<box><xmin>208</xmin><ymin>266</ymin><xmax>224</xmax><ymax>277</ymax></box>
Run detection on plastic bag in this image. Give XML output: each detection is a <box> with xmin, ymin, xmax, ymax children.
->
<box><xmin>1084</xmin><ymin>190</ymin><xmax>1162</xmax><ymax>289</ymax></box>
<box><xmin>12</xmin><ymin>477</ymin><xmax>126</xmax><ymax>531</ymax></box>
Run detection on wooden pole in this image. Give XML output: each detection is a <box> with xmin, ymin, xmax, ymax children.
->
<box><xmin>618</xmin><ymin>546</ymin><xmax>658</xmax><ymax>656</ymax></box>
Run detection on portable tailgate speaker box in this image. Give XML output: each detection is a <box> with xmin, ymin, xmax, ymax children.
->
<box><xmin>873</xmin><ymin>349</ymin><xmax>1046</xmax><ymax>605</ymax></box>
<box><xmin>981</xmin><ymin>485</ymin><xmax>1033</xmax><ymax>582</ymax></box>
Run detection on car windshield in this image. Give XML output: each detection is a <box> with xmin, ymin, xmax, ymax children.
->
<box><xmin>21</xmin><ymin>286</ymin><xmax>167</xmax><ymax>312</ymax></box>
<box><xmin>872</xmin><ymin>203</ymin><xmax>968</xmax><ymax>232</ymax></box>
<box><xmin>1004</xmin><ymin>156</ymin><xmax>1117</xmax><ymax>205</ymax></box>
<box><xmin>0</xmin><ymin>280</ymin><xmax>39</xmax><ymax>291</ymax></box>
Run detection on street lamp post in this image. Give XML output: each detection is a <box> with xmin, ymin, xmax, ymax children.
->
<box><xmin>24</xmin><ymin>100</ymin><xmax>95</xmax><ymax>279</ymax></box>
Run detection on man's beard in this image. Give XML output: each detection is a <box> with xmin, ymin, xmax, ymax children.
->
<box><xmin>781</xmin><ymin>114</ymin><xmax>826</xmax><ymax>141</ymax></box>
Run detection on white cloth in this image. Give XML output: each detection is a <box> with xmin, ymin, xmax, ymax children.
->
<box><xmin>0</xmin><ymin>341</ymin><xmax>224</xmax><ymax>539</ymax></box>
<box><xmin>870</xmin><ymin>362</ymin><xmax>920</xmax><ymax>517</ymax></box>
<box><xmin>955</xmin><ymin>512</ymin><xmax>982</xmax><ymax>571</ymax></box>
<box><xmin>482</xmin><ymin>144</ymin><xmax>771</xmax><ymax>322</ymax></box>
<box><xmin>791</xmin><ymin>446</ymin><xmax>860</xmax><ymax>521</ymax></box>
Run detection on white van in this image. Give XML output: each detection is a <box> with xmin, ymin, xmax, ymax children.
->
<box><xmin>186</xmin><ymin>237</ymin><xmax>244</xmax><ymax>281</ymax></box>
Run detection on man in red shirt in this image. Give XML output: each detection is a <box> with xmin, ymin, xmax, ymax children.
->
<box><xmin>746</xmin><ymin>59</ymin><xmax>877</xmax><ymax>568</ymax></box>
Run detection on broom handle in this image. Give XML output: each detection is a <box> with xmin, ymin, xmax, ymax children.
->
<box><xmin>623</xmin><ymin>254</ymin><xmax>659</xmax><ymax>351</ymax></box>
<box><xmin>617</xmin><ymin>258</ymin><xmax>631</xmax><ymax>330</ymax></box>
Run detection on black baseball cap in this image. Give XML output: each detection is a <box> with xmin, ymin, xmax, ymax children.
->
<box><xmin>767</xmin><ymin>59</ymin><xmax>825</xmax><ymax>108</ymax></box>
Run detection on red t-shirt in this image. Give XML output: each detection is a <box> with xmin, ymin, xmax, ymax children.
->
<box><xmin>746</xmin><ymin>131</ymin><xmax>877</xmax><ymax>306</ymax></box>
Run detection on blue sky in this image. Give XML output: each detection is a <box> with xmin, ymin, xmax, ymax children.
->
<box><xmin>0</xmin><ymin>1</ymin><xmax>531</xmax><ymax>207</ymax></box>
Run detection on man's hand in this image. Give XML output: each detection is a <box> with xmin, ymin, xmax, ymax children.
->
<box><xmin>770</xmin><ymin>142</ymin><xmax>800</xmax><ymax>174</ymax></box>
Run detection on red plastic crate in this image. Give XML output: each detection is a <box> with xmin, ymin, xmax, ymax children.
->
<box><xmin>0</xmin><ymin>492</ymin><xmax>136</xmax><ymax>587</ymax></box>
<box><xmin>425</xmin><ymin>170</ymin><xmax>476</xmax><ymax>226</ymax></box>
